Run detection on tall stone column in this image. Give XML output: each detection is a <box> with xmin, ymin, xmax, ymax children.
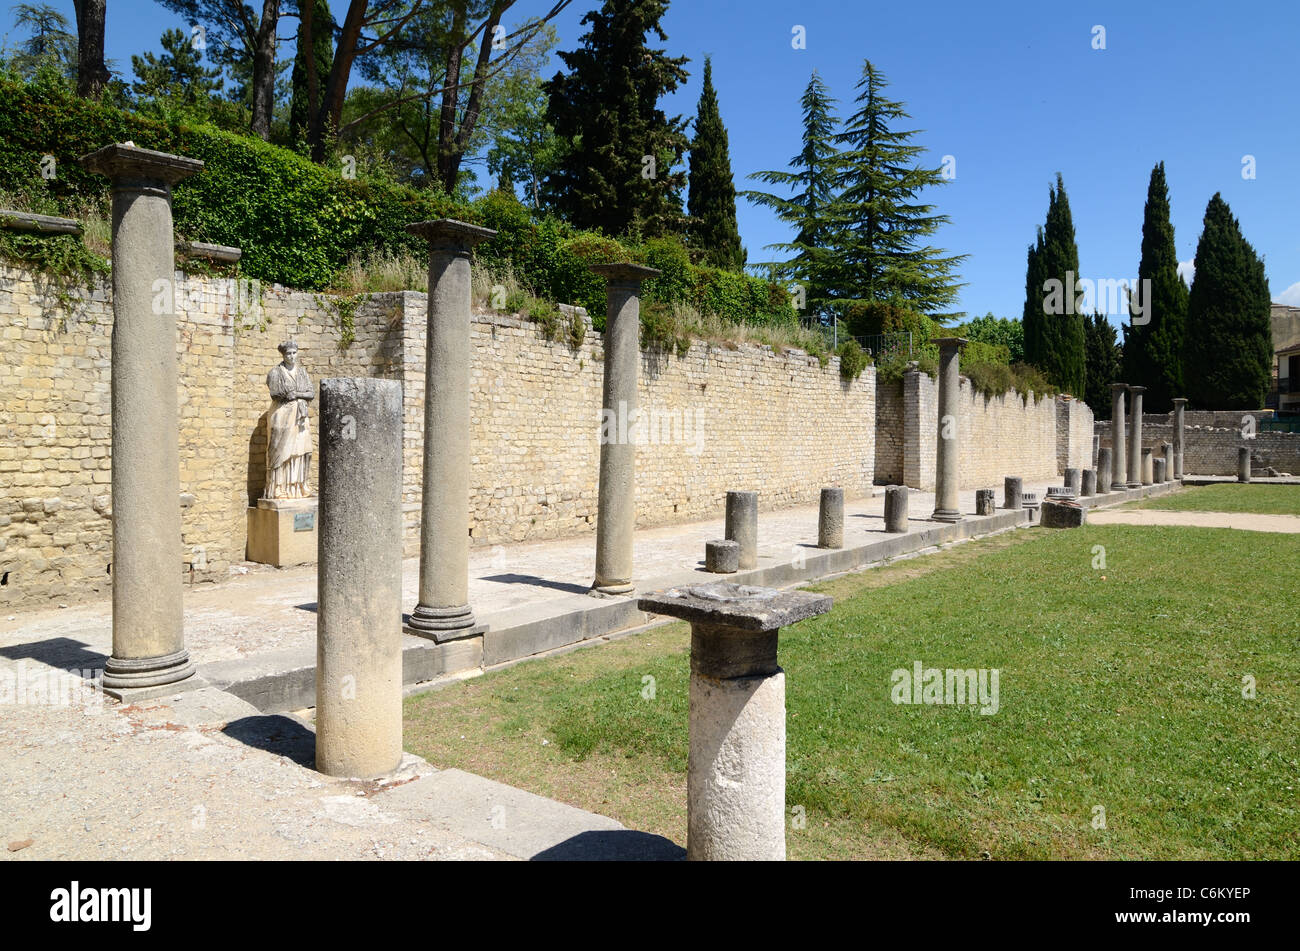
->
<box><xmin>590</xmin><ymin>262</ymin><xmax>660</xmax><ymax>596</ymax></box>
<box><xmin>316</xmin><ymin>379</ymin><xmax>404</xmax><ymax>779</ymax></box>
<box><xmin>1110</xmin><ymin>384</ymin><xmax>1128</xmax><ymax>491</ymax></box>
<box><xmin>405</xmin><ymin>219</ymin><xmax>497</xmax><ymax>640</ymax></box>
<box><xmin>638</xmin><ymin>583</ymin><xmax>831</xmax><ymax>861</ymax></box>
<box><xmin>930</xmin><ymin>337</ymin><xmax>968</xmax><ymax>522</ymax></box>
<box><xmin>1127</xmin><ymin>385</ymin><xmax>1146</xmax><ymax>489</ymax></box>
<box><xmin>1172</xmin><ymin>398</ymin><xmax>1187</xmax><ymax>478</ymax></box>
<box><xmin>1097</xmin><ymin>448</ymin><xmax>1113</xmax><ymax>493</ymax></box>
<box><xmin>81</xmin><ymin>144</ymin><xmax>202</xmax><ymax>692</ymax></box>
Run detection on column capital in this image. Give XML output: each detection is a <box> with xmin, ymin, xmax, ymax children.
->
<box><xmin>79</xmin><ymin>143</ymin><xmax>203</xmax><ymax>184</ymax></box>
<box><xmin>1129</xmin><ymin>385</ymin><xmax>1146</xmax><ymax>394</ymax></box>
<box><xmin>589</xmin><ymin>261</ymin><xmax>661</xmax><ymax>285</ymax></box>
<box><xmin>1111</xmin><ymin>382</ymin><xmax>1129</xmax><ymax>393</ymax></box>
<box><xmin>929</xmin><ymin>336</ymin><xmax>969</xmax><ymax>351</ymax></box>
<box><xmin>1172</xmin><ymin>397</ymin><xmax>1188</xmax><ymax>406</ymax></box>
<box><xmin>406</xmin><ymin>218</ymin><xmax>497</xmax><ymax>253</ymax></box>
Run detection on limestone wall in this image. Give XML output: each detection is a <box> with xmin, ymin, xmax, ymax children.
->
<box><xmin>874</xmin><ymin>380</ymin><xmax>905</xmax><ymax>484</ymax></box>
<box><xmin>0</xmin><ymin>266</ymin><xmax>874</xmax><ymax>609</ymax></box>
<box><xmin>1057</xmin><ymin>396</ymin><xmax>1095</xmax><ymax>472</ymax></box>
<box><xmin>1097</xmin><ymin>419</ymin><xmax>1300</xmax><ymax>476</ymax></box>
<box><xmin>894</xmin><ymin>369</ymin><xmax>1067</xmax><ymax>491</ymax></box>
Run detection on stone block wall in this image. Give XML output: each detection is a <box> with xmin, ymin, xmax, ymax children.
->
<box><xmin>1</xmin><ymin>266</ymin><xmax>875</xmax><ymax>609</ymax></box>
<box><xmin>874</xmin><ymin>379</ymin><xmax>905</xmax><ymax>484</ymax></box>
<box><xmin>1097</xmin><ymin>418</ymin><xmax>1300</xmax><ymax>476</ymax></box>
<box><xmin>894</xmin><ymin>368</ymin><xmax>1068</xmax><ymax>491</ymax></box>
<box><xmin>1056</xmin><ymin>396</ymin><xmax>1095</xmax><ymax>472</ymax></box>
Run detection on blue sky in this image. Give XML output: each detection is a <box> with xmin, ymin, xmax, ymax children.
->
<box><xmin>5</xmin><ymin>0</ymin><xmax>1298</xmax><ymax>325</ymax></box>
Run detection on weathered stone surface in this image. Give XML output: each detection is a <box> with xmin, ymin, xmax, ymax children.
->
<box><xmin>930</xmin><ymin>337</ymin><xmax>967</xmax><ymax>521</ymax></box>
<box><xmin>591</xmin><ymin>262</ymin><xmax>659</xmax><ymax>596</ymax></box>
<box><xmin>1153</xmin><ymin>458</ymin><xmax>1166</xmax><ymax>483</ymax></box>
<box><xmin>1163</xmin><ymin>442</ymin><xmax>1174</xmax><ymax>482</ymax></box>
<box><xmin>80</xmin><ymin>143</ymin><xmax>201</xmax><ymax>691</ymax></box>
<box><xmin>1081</xmin><ymin>468</ymin><xmax>1096</xmax><ymax>496</ymax></box>
<box><xmin>884</xmin><ymin>484</ymin><xmax>908</xmax><ymax>532</ymax></box>
<box><xmin>1128</xmin><ymin>386</ymin><xmax>1145</xmax><ymax>488</ymax></box>
<box><xmin>1097</xmin><ymin>448</ymin><xmax>1113</xmax><ymax>493</ymax></box>
<box><xmin>316</xmin><ymin>377</ymin><xmax>404</xmax><ymax>779</ymax></box>
<box><xmin>1141</xmin><ymin>447</ymin><xmax>1154</xmax><ymax>486</ymax></box>
<box><xmin>1172</xmin><ymin>398</ymin><xmax>1187</xmax><ymax>478</ymax></box>
<box><xmin>1003</xmin><ymin>476</ymin><xmax>1023</xmax><ymax>509</ymax></box>
<box><xmin>1238</xmin><ymin>446</ymin><xmax>1251</xmax><ymax>483</ymax></box>
<box><xmin>638</xmin><ymin>582</ymin><xmax>831</xmax><ymax>633</ymax></box>
<box><xmin>704</xmin><ymin>539</ymin><xmax>739</xmax><ymax>573</ymax></box>
<box><xmin>975</xmin><ymin>488</ymin><xmax>996</xmax><ymax>516</ymax></box>
<box><xmin>1064</xmin><ymin>467</ymin><xmax>1081</xmax><ymax>494</ymax></box>
<box><xmin>817</xmin><ymin>487</ymin><xmax>843</xmax><ymax>548</ymax></box>
<box><xmin>1111</xmin><ymin>384</ymin><xmax>1128</xmax><ymax>490</ymax></box>
<box><xmin>725</xmin><ymin>490</ymin><xmax>758</xmax><ymax>569</ymax></box>
<box><xmin>408</xmin><ymin>219</ymin><xmax>497</xmax><ymax>638</ymax></box>
<box><xmin>1040</xmin><ymin>499</ymin><xmax>1086</xmax><ymax>528</ymax></box>
<box><xmin>262</xmin><ymin>340</ymin><xmax>313</xmax><ymax>501</ymax></box>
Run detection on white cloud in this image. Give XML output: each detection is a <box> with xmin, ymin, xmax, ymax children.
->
<box><xmin>1177</xmin><ymin>259</ymin><xmax>1195</xmax><ymax>284</ymax></box>
<box><xmin>1273</xmin><ymin>281</ymin><xmax>1300</xmax><ymax>306</ymax></box>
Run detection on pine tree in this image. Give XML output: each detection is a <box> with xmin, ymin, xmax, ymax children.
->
<box><xmin>1023</xmin><ymin>174</ymin><xmax>1086</xmax><ymax>396</ymax></box>
<box><xmin>1184</xmin><ymin>193</ymin><xmax>1273</xmax><ymax>408</ymax></box>
<box><xmin>131</xmin><ymin>28</ymin><xmax>223</xmax><ymax>107</ymax></box>
<box><xmin>542</xmin><ymin>0</ymin><xmax>689</xmax><ymax>237</ymax></box>
<box><xmin>1122</xmin><ymin>162</ymin><xmax>1188</xmax><ymax>412</ymax></box>
<box><xmin>290</xmin><ymin>0</ymin><xmax>334</xmax><ymax>146</ymax></box>
<box><xmin>686</xmin><ymin>57</ymin><xmax>744</xmax><ymax>270</ymax></box>
<box><xmin>1084</xmin><ymin>312</ymin><xmax>1121</xmax><ymax>418</ymax></box>
<box><xmin>826</xmin><ymin>60</ymin><xmax>965</xmax><ymax>318</ymax></box>
<box><xmin>742</xmin><ymin>71</ymin><xmax>840</xmax><ymax>317</ymax></box>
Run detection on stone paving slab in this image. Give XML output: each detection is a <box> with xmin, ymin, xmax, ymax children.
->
<box><xmin>0</xmin><ymin>686</ymin><xmax>677</xmax><ymax>861</ymax></box>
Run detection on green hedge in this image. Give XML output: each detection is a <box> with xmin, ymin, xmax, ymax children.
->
<box><xmin>0</xmin><ymin>76</ymin><xmax>795</xmax><ymax>335</ymax></box>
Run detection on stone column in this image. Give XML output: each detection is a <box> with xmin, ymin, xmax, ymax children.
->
<box><xmin>1081</xmin><ymin>469</ymin><xmax>1096</xmax><ymax>496</ymax></box>
<box><xmin>818</xmin><ymin>488</ymin><xmax>843</xmax><ymax>549</ymax></box>
<box><xmin>1092</xmin><ymin>435</ymin><xmax>1100</xmax><ymax>469</ymax></box>
<box><xmin>316</xmin><ymin>378</ymin><xmax>404</xmax><ymax>779</ymax></box>
<box><xmin>1162</xmin><ymin>443</ymin><xmax>1174</xmax><ymax>483</ymax></box>
<box><xmin>1238</xmin><ymin>447</ymin><xmax>1251</xmax><ymax>483</ymax></box>
<box><xmin>1128</xmin><ymin>386</ymin><xmax>1146</xmax><ymax>488</ymax></box>
<box><xmin>1097</xmin><ymin>448</ymin><xmax>1113</xmax><ymax>493</ymax></box>
<box><xmin>590</xmin><ymin>262</ymin><xmax>660</xmax><ymax>596</ymax></box>
<box><xmin>1064</xmin><ymin>468</ymin><xmax>1081</xmax><ymax>496</ymax></box>
<box><xmin>1141</xmin><ymin>448</ymin><xmax>1154</xmax><ymax>486</ymax></box>
<box><xmin>405</xmin><ymin>219</ymin><xmax>497</xmax><ymax>640</ymax></box>
<box><xmin>1110</xmin><ymin>384</ymin><xmax>1128</xmax><ymax>491</ymax></box>
<box><xmin>1172</xmin><ymin>398</ymin><xmax>1187</xmax><ymax>478</ymax></box>
<box><xmin>637</xmin><ymin>583</ymin><xmax>831</xmax><ymax>861</ymax></box>
<box><xmin>80</xmin><ymin>144</ymin><xmax>202</xmax><ymax>693</ymax></box>
<box><xmin>930</xmin><ymin>337</ymin><xmax>968</xmax><ymax>522</ymax></box>
<box><xmin>884</xmin><ymin>486</ymin><xmax>909</xmax><ymax>533</ymax></box>
<box><xmin>1003</xmin><ymin>476</ymin><xmax>1023</xmax><ymax>510</ymax></box>
<box><xmin>1153</xmin><ymin>458</ymin><xmax>1166</xmax><ymax>483</ymax></box>
<box><xmin>725</xmin><ymin>490</ymin><xmax>759</xmax><ymax>569</ymax></box>
<box><xmin>975</xmin><ymin>489</ymin><xmax>996</xmax><ymax>515</ymax></box>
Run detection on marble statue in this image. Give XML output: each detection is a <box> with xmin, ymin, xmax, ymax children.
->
<box><xmin>264</xmin><ymin>340</ymin><xmax>314</xmax><ymax>499</ymax></box>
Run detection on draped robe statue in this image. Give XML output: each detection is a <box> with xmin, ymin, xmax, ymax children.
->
<box><xmin>263</xmin><ymin>341</ymin><xmax>313</xmax><ymax>500</ymax></box>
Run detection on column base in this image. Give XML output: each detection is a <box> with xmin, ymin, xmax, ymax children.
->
<box><xmin>930</xmin><ymin>508</ymin><xmax>963</xmax><ymax>523</ymax></box>
<box><xmin>1126</xmin><ymin>482</ymin><xmax>1142</xmax><ymax>489</ymax></box>
<box><xmin>590</xmin><ymin>580</ymin><xmax>635</xmax><ymax>598</ymax></box>
<box><xmin>102</xmin><ymin>648</ymin><xmax>198</xmax><ymax>695</ymax></box>
<box><xmin>405</xmin><ymin>603</ymin><xmax>486</xmax><ymax>643</ymax></box>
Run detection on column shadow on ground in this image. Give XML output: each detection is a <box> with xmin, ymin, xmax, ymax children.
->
<box><xmin>0</xmin><ymin>636</ymin><xmax>107</xmax><ymax>669</ymax></box>
<box><xmin>222</xmin><ymin>713</ymin><xmax>316</xmax><ymax>768</ymax></box>
<box><xmin>480</xmin><ymin>573</ymin><xmax>590</xmax><ymax>595</ymax></box>
<box><xmin>530</xmin><ymin>829</ymin><xmax>685</xmax><ymax>861</ymax></box>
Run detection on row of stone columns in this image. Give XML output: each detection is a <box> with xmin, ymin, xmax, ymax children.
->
<box><xmin>1110</xmin><ymin>383</ymin><xmax>1188</xmax><ymax>488</ymax></box>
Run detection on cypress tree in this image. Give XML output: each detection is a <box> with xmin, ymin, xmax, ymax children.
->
<box><xmin>1122</xmin><ymin>162</ymin><xmax>1188</xmax><ymax>411</ymax></box>
<box><xmin>1023</xmin><ymin>174</ymin><xmax>1085</xmax><ymax>395</ymax></box>
<box><xmin>742</xmin><ymin>70</ymin><xmax>840</xmax><ymax>317</ymax></box>
<box><xmin>1184</xmin><ymin>193</ymin><xmax>1273</xmax><ymax>408</ymax></box>
<box><xmin>542</xmin><ymin>0</ymin><xmax>689</xmax><ymax>237</ymax></box>
<box><xmin>826</xmin><ymin>60</ymin><xmax>964</xmax><ymax>318</ymax></box>
<box><xmin>1084</xmin><ymin>312</ymin><xmax>1121</xmax><ymax>418</ymax></box>
<box><xmin>686</xmin><ymin>57</ymin><xmax>744</xmax><ymax>270</ymax></box>
<box><xmin>290</xmin><ymin>0</ymin><xmax>335</xmax><ymax>146</ymax></box>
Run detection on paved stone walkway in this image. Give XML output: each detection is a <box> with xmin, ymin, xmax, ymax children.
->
<box><xmin>1087</xmin><ymin>509</ymin><xmax>1300</xmax><ymax>533</ymax></box>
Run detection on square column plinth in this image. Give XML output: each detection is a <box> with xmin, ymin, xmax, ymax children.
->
<box><xmin>247</xmin><ymin>498</ymin><xmax>318</xmax><ymax>567</ymax></box>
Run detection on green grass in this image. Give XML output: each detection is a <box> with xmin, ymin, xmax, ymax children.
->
<box><xmin>403</xmin><ymin>526</ymin><xmax>1300</xmax><ymax>860</ymax></box>
<box><xmin>1128</xmin><ymin>483</ymin><xmax>1300</xmax><ymax>516</ymax></box>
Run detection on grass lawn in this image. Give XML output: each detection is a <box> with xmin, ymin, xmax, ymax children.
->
<box><xmin>1130</xmin><ymin>483</ymin><xmax>1300</xmax><ymax>516</ymax></box>
<box><xmin>404</xmin><ymin>526</ymin><xmax>1299</xmax><ymax>860</ymax></box>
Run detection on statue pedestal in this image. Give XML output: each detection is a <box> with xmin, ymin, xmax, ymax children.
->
<box><xmin>247</xmin><ymin>497</ymin><xmax>318</xmax><ymax>567</ymax></box>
